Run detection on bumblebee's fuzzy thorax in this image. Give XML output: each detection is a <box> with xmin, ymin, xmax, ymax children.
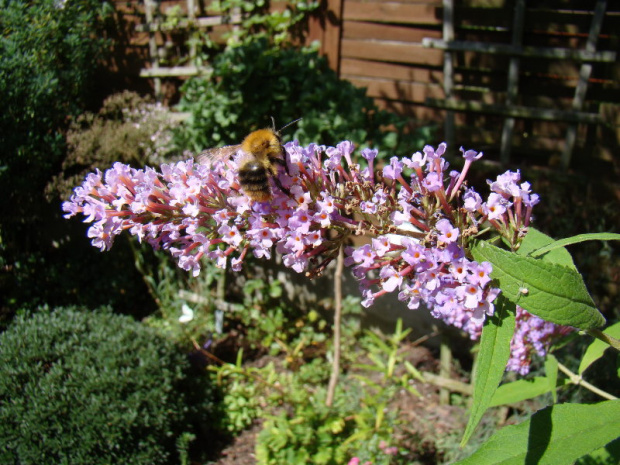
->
<box><xmin>198</xmin><ymin>122</ymin><xmax>297</xmax><ymax>202</ymax></box>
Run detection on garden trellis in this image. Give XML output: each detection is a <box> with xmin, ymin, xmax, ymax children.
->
<box><xmin>325</xmin><ymin>0</ymin><xmax>619</xmax><ymax>167</ymax></box>
<box><xmin>423</xmin><ymin>0</ymin><xmax>613</xmax><ymax>167</ymax></box>
<box><xmin>135</xmin><ymin>0</ymin><xmax>243</xmax><ymax>97</ymax></box>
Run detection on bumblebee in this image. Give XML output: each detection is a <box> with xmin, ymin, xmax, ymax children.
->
<box><xmin>198</xmin><ymin>120</ymin><xmax>299</xmax><ymax>202</ymax></box>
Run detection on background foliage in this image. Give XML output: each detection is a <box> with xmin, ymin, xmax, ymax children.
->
<box><xmin>48</xmin><ymin>91</ymin><xmax>182</xmax><ymax>200</ymax></box>
<box><xmin>209</xmin><ymin>0</ymin><xmax>320</xmax><ymax>48</ymax></box>
<box><xmin>0</xmin><ymin>0</ymin><xmax>111</xmax><ymax>221</ymax></box>
<box><xmin>0</xmin><ymin>0</ymin><xmax>116</xmax><ymax>316</ymax></box>
<box><xmin>174</xmin><ymin>40</ymin><xmax>434</xmax><ymax>156</ymax></box>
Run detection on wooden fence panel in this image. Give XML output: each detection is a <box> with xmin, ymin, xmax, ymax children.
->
<box><xmin>342</xmin><ymin>1</ymin><xmax>440</xmax><ymax>25</ymax></box>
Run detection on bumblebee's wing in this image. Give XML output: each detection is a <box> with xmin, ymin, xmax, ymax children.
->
<box><xmin>197</xmin><ymin>144</ymin><xmax>241</xmax><ymax>166</ymax></box>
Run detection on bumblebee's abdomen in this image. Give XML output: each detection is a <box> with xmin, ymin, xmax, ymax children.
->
<box><xmin>238</xmin><ymin>160</ymin><xmax>272</xmax><ymax>201</ymax></box>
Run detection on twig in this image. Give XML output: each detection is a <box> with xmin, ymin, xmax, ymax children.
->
<box><xmin>439</xmin><ymin>334</ymin><xmax>452</xmax><ymax>405</ymax></box>
<box><xmin>586</xmin><ymin>328</ymin><xmax>620</xmax><ymax>351</ymax></box>
<box><xmin>326</xmin><ymin>245</ymin><xmax>344</xmax><ymax>407</ymax></box>
<box><xmin>410</xmin><ymin>328</ymin><xmax>441</xmax><ymax>347</ymax></box>
<box><xmin>422</xmin><ymin>372</ymin><xmax>473</xmax><ymax>396</ymax></box>
<box><xmin>557</xmin><ymin>361</ymin><xmax>618</xmax><ymax>401</ymax></box>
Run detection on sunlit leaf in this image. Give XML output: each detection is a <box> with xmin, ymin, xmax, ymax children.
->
<box><xmin>518</xmin><ymin>228</ymin><xmax>576</xmax><ymax>269</ymax></box>
<box><xmin>490</xmin><ymin>377</ymin><xmax>564</xmax><ymax>407</ymax></box>
<box><xmin>456</xmin><ymin>400</ymin><xmax>620</xmax><ymax>465</ymax></box>
<box><xmin>529</xmin><ymin>232</ymin><xmax>620</xmax><ymax>259</ymax></box>
<box><xmin>472</xmin><ymin>241</ymin><xmax>605</xmax><ymax>330</ymax></box>
<box><xmin>460</xmin><ymin>295</ymin><xmax>515</xmax><ymax>447</ymax></box>
<box><xmin>579</xmin><ymin>322</ymin><xmax>620</xmax><ymax>375</ymax></box>
<box><xmin>544</xmin><ymin>354</ymin><xmax>559</xmax><ymax>404</ymax></box>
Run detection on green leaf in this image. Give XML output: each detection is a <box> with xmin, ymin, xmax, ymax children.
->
<box><xmin>461</xmin><ymin>295</ymin><xmax>515</xmax><ymax>447</ymax></box>
<box><xmin>517</xmin><ymin>228</ymin><xmax>576</xmax><ymax>269</ymax></box>
<box><xmin>545</xmin><ymin>354</ymin><xmax>559</xmax><ymax>404</ymax></box>
<box><xmin>490</xmin><ymin>377</ymin><xmax>559</xmax><ymax>407</ymax></box>
<box><xmin>529</xmin><ymin>233</ymin><xmax>620</xmax><ymax>259</ymax></box>
<box><xmin>579</xmin><ymin>322</ymin><xmax>620</xmax><ymax>375</ymax></box>
<box><xmin>471</xmin><ymin>241</ymin><xmax>605</xmax><ymax>330</ymax></box>
<box><xmin>456</xmin><ymin>400</ymin><xmax>620</xmax><ymax>465</ymax></box>
<box><xmin>576</xmin><ymin>437</ymin><xmax>620</xmax><ymax>465</ymax></box>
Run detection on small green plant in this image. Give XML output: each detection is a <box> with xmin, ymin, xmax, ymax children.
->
<box><xmin>207</xmin><ymin>316</ymin><xmax>419</xmax><ymax>464</ymax></box>
<box><xmin>210</xmin><ymin>0</ymin><xmax>319</xmax><ymax>48</ymax></box>
<box><xmin>229</xmin><ymin>274</ymin><xmax>328</xmax><ymax>355</ymax></box>
<box><xmin>0</xmin><ymin>307</ymin><xmax>215</xmax><ymax>464</ymax></box>
<box><xmin>354</xmin><ymin>319</ymin><xmax>425</xmax><ymax>397</ymax></box>
<box><xmin>209</xmin><ymin>349</ymin><xmax>275</xmax><ymax>435</ymax></box>
<box><xmin>256</xmin><ymin>385</ymin><xmax>355</xmax><ymax>465</ymax></box>
<box><xmin>254</xmin><ymin>375</ymin><xmax>409</xmax><ymax>465</ymax></box>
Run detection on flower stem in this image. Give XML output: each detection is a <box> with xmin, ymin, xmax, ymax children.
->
<box><xmin>326</xmin><ymin>245</ymin><xmax>344</xmax><ymax>407</ymax></box>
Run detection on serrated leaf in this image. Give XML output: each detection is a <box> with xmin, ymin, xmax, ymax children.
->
<box><xmin>456</xmin><ymin>400</ymin><xmax>620</xmax><ymax>465</ymax></box>
<box><xmin>461</xmin><ymin>295</ymin><xmax>515</xmax><ymax>447</ymax></box>
<box><xmin>472</xmin><ymin>241</ymin><xmax>605</xmax><ymax>330</ymax></box>
<box><xmin>579</xmin><ymin>322</ymin><xmax>620</xmax><ymax>375</ymax></box>
<box><xmin>490</xmin><ymin>377</ymin><xmax>557</xmax><ymax>407</ymax></box>
<box><xmin>518</xmin><ymin>228</ymin><xmax>576</xmax><ymax>269</ymax></box>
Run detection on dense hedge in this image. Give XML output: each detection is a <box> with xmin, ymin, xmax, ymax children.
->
<box><xmin>0</xmin><ymin>307</ymin><xmax>214</xmax><ymax>464</ymax></box>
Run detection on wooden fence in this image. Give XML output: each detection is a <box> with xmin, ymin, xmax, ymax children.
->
<box><xmin>310</xmin><ymin>0</ymin><xmax>619</xmax><ymax>169</ymax></box>
<box><xmin>108</xmin><ymin>0</ymin><xmax>620</xmax><ymax>170</ymax></box>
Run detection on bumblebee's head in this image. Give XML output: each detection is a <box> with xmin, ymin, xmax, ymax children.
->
<box><xmin>241</xmin><ymin>129</ymin><xmax>281</xmax><ymax>161</ymax></box>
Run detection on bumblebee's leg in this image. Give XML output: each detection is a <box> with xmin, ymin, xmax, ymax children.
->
<box><xmin>272</xmin><ymin>174</ymin><xmax>291</xmax><ymax>197</ymax></box>
<box><xmin>268</xmin><ymin>157</ymin><xmax>292</xmax><ymax>197</ymax></box>
<box><xmin>272</xmin><ymin>156</ymin><xmax>290</xmax><ymax>176</ymax></box>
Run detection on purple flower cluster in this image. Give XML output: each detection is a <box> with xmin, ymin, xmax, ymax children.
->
<box><xmin>507</xmin><ymin>306</ymin><xmax>574</xmax><ymax>375</ymax></box>
<box><xmin>63</xmin><ymin>139</ymin><xmax>564</xmax><ymax>374</ymax></box>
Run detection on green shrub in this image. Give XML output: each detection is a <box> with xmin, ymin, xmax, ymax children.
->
<box><xmin>254</xmin><ymin>380</ymin><xmax>405</xmax><ymax>465</ymax></box>
<box><xmin>174</xmin><ymin>40</ymin><xmax>434</xmax><ymax>156</ymax></box>
<box><xmin>0</xmin><ymin>307</ymin><xmax>214</xmax><ymax>464</ymax></box>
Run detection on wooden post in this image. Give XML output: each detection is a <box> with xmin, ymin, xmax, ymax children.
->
<box><xmin>187</xmin><ymin>0</ymin><xmax>196</xmax><ymax>63</ymax></box>
<box><xmin>307</xmin><ymin>0</ymin><xmax>343</xmax><ymax>74</ymax></box>
<box><xmin>561</xmin><ymin>0</ymin><xmax>607</xmax><ymax>170</ymax></box>
<box><xmin>442</xmin><ymin>0</ymin><xmax>455</xmax><ymax>153</ymax></box>
<box><xmin>144</xmin><ymin>0</ymin><xmax>161</xmax><ymax>99</ymax></box>
<box><xmin>500</xmin><ymin>0</ymin><xmax>526</xmax><ymax>165</ymax></box>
